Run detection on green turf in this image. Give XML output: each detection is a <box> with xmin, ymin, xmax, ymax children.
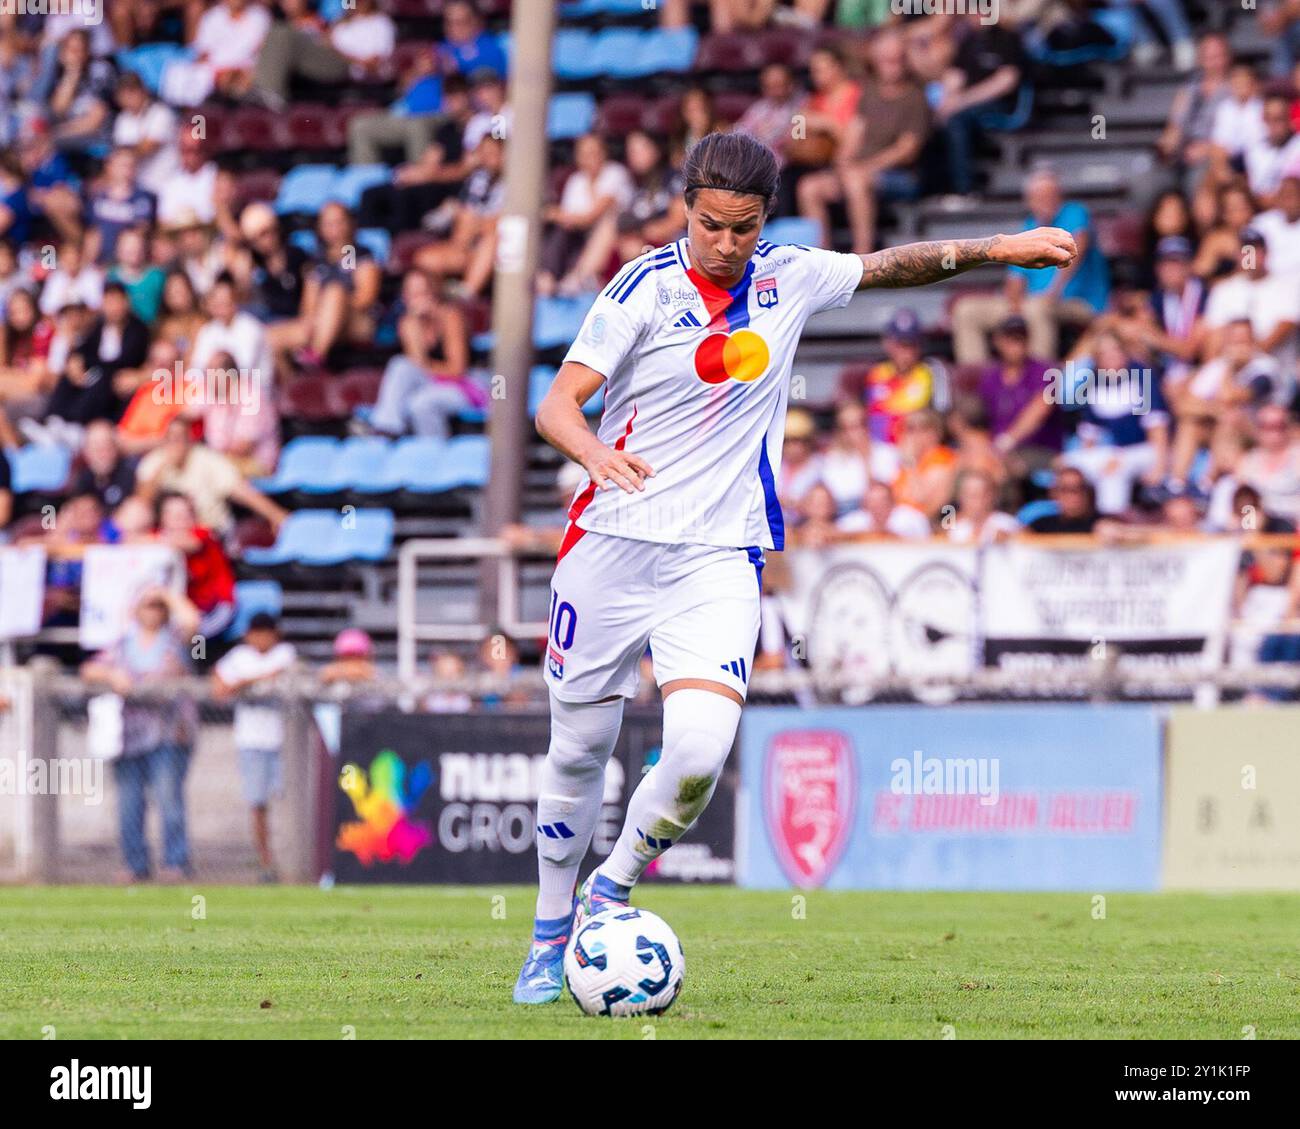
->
<box><xmin>1</xmin><ymin>886</ymin><xmax>1297</xmax><ymax>1039</ymax></box>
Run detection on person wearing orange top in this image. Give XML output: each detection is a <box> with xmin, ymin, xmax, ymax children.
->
<box><xmin>849</xmin><ymin>308</ymin><xmax>941</xmax><ymax>443</ymax></box>
<box><xmin>894</xmin><ymin>408</ymin><xmax>958</xmax><ymax>519</ymax></box>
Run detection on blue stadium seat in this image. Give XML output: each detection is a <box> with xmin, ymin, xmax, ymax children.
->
<box><xmin>1016</xmin><ymin>499</ymin><xmax>1059</xmax><ymax>526</ymax></box>
<box><xmin>528</xmin><ymin>366</ymin><xmax>604</xmax><ymax>417</ymax></box>
<box><xmin>275</xmin><ymin>165</ymin><xmax>339</xmax><ymax>215</ymax></box>
<box><xmin>315</xmin><ymin>436</ymin><xmax>392</xmax><ymax>494</ymax></box>
<box><xmin>553</xmin><ymin>29</ymin><xmax>598</xmax><ymax>80</ymax></box>
<box><xmin>591</xmin><ymin>29</ymin><xmax>650</xmax><ymax>78</ymax></box>
<box><xmin>289</xmin><ymin>229</ymin><xmax>318</xmax><ymax>255</ymax></box>
<box><xmin>534</xmin><ymin>295</ymin><xmax>593</xmax><ymax>349</ymax></box>
<box><xmin>331</xmin><ymin>164</ymin><xmax>391</xmax><ymax>210</ymax></box>
<box><xmin>356</xmin><ymin>437</ymin><xmax>446</xmax><ymax>494</ymax></box>
<box><xmin>7</xmin><ymin>444</ymin><xmax>71</xmax><ymax>493</ymax></box>
<box><xmin>413</xmin><ymin>435</ymin><xmax>490</xmax><ymax>493</ymax></box>
<box><xmin>348</xmin><ymin>509</ymin><xmax>395</xmax><ymax>562</ymax></box>
<box><xmin>640</xmin><ymin>27</ymin><xmax>699</xmax><ymax>74</ymax></box>
<box><xmin>243</xmin><ymin>509</ymin><xmax>394</xmax><ymax>566</ymax></box>
<box><xmin>561</xmin><ymin>0</ymin><xmax>650</xmax><ymax>14</ymax></box>
<box><xmin>762</xmin><ymin>217</ymin><xmax>821</xmax><ymax>248</ymax></box>
<box><xmin>1025</xmin><ymin>9</ymin><xmax>1134</xmax><ymax>66</ymax></box>
<box><xmin>291</xmin><ymin>217</ymin><xmax>388</xmax><ymax>267</ymax></box>
<box><xmin>355</xmin><ymin>227</ymin><xmax>391</xmax><ymax>267</ymax></box>
<box><xmin>227</xmin><ymin>580</ymin><xmax>283</xmax><ymax>638</ymax></box>
<box><xmin>116</xmin><ymin>44</ymin><xmax>193</xmax><ymax>94</ymax></box>
<box><xmin>253</xmin><ymin>436</ymin><xmax>339</xmax><ymax>495</ymax></box>
<box><xmin>547</xmin><ymin>93</ymin><xmax>597</xmax><ymax>140</ymax></box>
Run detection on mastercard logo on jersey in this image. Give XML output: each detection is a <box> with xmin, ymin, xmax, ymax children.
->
<box><xmin>693</xmin><ymin>329</ymin><xmax>771</xmax><ymax>385</ymax></box>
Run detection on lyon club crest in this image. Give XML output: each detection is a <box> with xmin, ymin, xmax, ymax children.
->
<box><xmin>756</xmin><ymin>276</ymin><xmax>779</xmax><ymax>307</ymax></box>
<box><xmin>764</xmin><ymin>729</ymin><xmax>855</xmax><ymax>887</ymax></box>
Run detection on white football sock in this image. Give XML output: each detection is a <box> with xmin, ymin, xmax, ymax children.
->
<box><xmin>599</xmin><ymin>688</ymin><xmax>741</xmax><ymax>888</ymax></box>
<box><xmin>534</xmin><ymin>692</ymin><xmax>624</xmax><ymax>922</ymax></box>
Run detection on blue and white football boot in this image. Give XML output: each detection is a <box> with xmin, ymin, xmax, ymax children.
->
<box><xmin>574</xmin><ymin>870</ymin><xmax>633</xmax><ymax>928</ymax></box>
<box><xmin>512</xmin><ymin>899</ymin><xmax>577</xmax><ymax>1005</ymax></box>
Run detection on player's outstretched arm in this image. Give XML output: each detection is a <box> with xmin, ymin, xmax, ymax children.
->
<box><xmin>536</xmin><ymin>361</ymin><xmax>655</xmax><ymax>494</ymax></box>
<box><xmin>855</xmin><ymin>227</ymin><xmax>1078</xmax><ymax>290</ymax></box>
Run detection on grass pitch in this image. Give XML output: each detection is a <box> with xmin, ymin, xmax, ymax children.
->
<box><xmin>1</xmin><ymin>886</ymin><xmax>1297</xmax><ymax>1039</ymax></box>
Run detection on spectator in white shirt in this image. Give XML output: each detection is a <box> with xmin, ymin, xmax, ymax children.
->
<box><xmin>1168</xmin><ymin>319</ymin><xmax>1287</xmax><ymax>485</ymax></box>
<box><xmin>819</xmin><ymin>400</ymin><xmax>902</xmax><ymax>516</ymax></box>
<box><xmin>39</xmin><ymin>237</ymin><xmax>104</xmax><ymax>316</ymax></box>
<box><xmin>189</xmin><ymin>273</ymin><xmax>275</xmax><ymax>386</ymax></box>
<box><xmin>538</xmin><ymin>133</ymin><xmax>635</xmax><ymax>298</ymax></box>
<box><xmin>157</xmin><ymin>131</ymin><xmax>218</xmax><ymax>228</ymax></box>
<box><xmin>162</xmin><ymin>0</ymin><xmax>271</xmax><ymax>107</ymax></box>
<box><xmin>1208</xmin><ymin>63</ymin><xmax>1266</xmax><ymax>170</ymax></box>
<box><xmin>1252</xmin><ymin>175</ymin><xmax>1300</xmax><ymax>280</ymax></box>
<box><xmin>1243</xmin><ymin>94</ymin><xmax>1300</xmax><ymax>208</ymax></box>
<box><xmin>251</xmin><ymin>0</ymin><xmax>395</xmax><ymax>111</ymax></box>
<box><xmin>112</xmin><ymin>72</ymin><xmax>179</xmax><ymax>197</ymax></box>
<box><xmin>837</xmin><ymin>479</ymin><xmax>933</xmax><ymax>539</ymax></box>
<box><xmin>212</xmin><ymin>612</ymin><xmax>298</xmax><ymax>884</ymax></box>
<box><xmin>946</xmin><ymin>470</ymin><xmax>1020</xmax><ymax>545</ymax></box>
<box><xmin>1204</xmin><ymin>228</ymin><xmax>1300</xmax><ymax>374</ymax></box>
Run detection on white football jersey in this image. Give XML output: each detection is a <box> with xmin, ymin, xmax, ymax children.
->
<box><xmin>560</xmin><ymin>236</ymin><xmax>864</xmax><ymax>551</ymax></box>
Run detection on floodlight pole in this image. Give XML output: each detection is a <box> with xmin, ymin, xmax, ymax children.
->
<box><xmin>478</xmin><ymin>0</ymin><xmax>557</xmax><ymax>636</ymax></box>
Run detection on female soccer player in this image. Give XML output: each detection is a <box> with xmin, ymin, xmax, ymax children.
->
<box><xmin>515</xmin><ymin>131</ymin><xmax>1076</xmax><ymax>1002</ymax></box>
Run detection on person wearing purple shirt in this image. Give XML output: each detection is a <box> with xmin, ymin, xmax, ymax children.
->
<box><xmin>977</xmin><ymin>315</ymin><xmax>1063</xmax><ymax>474</ymax></box>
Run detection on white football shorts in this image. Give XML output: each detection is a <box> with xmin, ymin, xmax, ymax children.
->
<box><xmin>543</xmin><ymin>528</ymin><xmax>764</xmax><ymax>703</ymax></box>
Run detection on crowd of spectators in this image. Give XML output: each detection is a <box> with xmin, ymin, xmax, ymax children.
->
<box><xmin>0</xmin><ymin>1</ymin><xmax>1299</xmax><ymax>678</ymax></box>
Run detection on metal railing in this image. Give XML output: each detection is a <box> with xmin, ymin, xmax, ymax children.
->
<box><xmin>396</xmin><ymin>537</ymin><xmax>548</xmax><ymax>680</ymax></box>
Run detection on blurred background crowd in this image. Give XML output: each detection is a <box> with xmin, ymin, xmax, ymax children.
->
<box><xmin>0</xmin><ymin>0</ymin><xmax>1298</xmax><ymax>693</ymax></box>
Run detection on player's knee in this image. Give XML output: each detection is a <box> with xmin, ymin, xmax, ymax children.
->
<box><xmin>546</xmin><ymin>695</ymin><xmax>624</xmax><ymax>779</ymax></box>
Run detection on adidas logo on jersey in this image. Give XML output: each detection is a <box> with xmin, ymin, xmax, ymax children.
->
<box><xmin>671</xmin><ymin>309</ymin><xmax>703</xmax><ymax>328</ymax></box>
<box><xmin>721</xmin><ymin>657</ymin><xmax>749</xmax><ymax>682</ymax></box>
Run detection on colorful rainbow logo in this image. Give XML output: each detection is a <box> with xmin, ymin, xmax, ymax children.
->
<box><xmin>336</xmin><ymin>749</ymin><xmax>435</xmax><ymax>866</ymax></box>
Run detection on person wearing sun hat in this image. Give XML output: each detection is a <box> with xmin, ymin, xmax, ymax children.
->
<box><xmin>320</xmin><ymin>628</ymin><xmax>378</xmax><ymax>685</ymax></box>
<box><xmin>778</xmin><ymin>407</ymin><xmax>824</xmax><ymax>524</ymax></box>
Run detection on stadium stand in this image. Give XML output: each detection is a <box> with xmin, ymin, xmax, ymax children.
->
<box><xmin>0</xmin><ymin>0</ymin><xmax>1299</xmax><ymax>678</ymax></box>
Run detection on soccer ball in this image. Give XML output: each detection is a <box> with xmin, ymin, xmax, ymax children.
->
<box><xmin>564</xmin><ymin>907</ymin><xmax>685</xmax><ymax>1017</ymax></box>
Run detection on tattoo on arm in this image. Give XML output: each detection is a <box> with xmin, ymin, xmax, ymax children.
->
<box><xmin>857</xmin><ymin>236</ymin><xmax>1005</xmax><ymax>289</ymax></box>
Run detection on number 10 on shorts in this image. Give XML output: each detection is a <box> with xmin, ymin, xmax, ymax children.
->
<box><xmin>547</xmin><ymin>591</ymin><xmax>577</xmax><ymax>681</ymax></box>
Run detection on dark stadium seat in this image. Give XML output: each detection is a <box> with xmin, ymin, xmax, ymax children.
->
<box><xmin>337</xmin><ymin>368</ymin><xmax>386</xmax><ymax>412</ymax></box>
<box><xmin>390</xmin><ymin>0</ymin><xmax>444</xmax><ymax>17</ymax></box>
<box><xmin>228</xmin><ymin>106</ymin><xmax>283</xmax><ymax>152</ymax></box>
<box><xmin>285</xmin><ymin>105</ymin><xmax>336</xmax><ymax>150</ymax></box>
<box><xmin>594</xmin><ymin>94</ymin><xmax>648</xmax><ymax>136</ymax></box>
<box><xmin>695</xmin><ymin>33</ymin><xmax>764</xmax><ymax>73</ymax></box>
<box><xmin>389</xmin><ymin>230</ymin><xmax>437</xmax><ymax>274</ymax></box>
<box><xmin>713</xmin><ymin>91</ymin><xmax>754</xmax><ymax>125</ymax></box>
<box><xmin>234</xmin><ymin>169</ymin><xmax>283</xmax><ymax>208</ymax></box>
<box><xmin>1095</xmin><ymin>212</ymin><xmax>1145</xmax><ymax>260</ymax></box>
<box><xmin>756</xmin><ymin>27</ymin><xmax>816</xmax><ymax>69</ymax></box>
<box><xmin>279</xmin><ymin>374</ymin><xmax>348</xmax><ymax>423</ymax></box>
<box><xmin>229</xmin><ymin>516</ymin><xmax>277</xmax><ymax>556</ymax></box>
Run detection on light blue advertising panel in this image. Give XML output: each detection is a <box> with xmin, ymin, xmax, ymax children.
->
<box><xmin>738</xmin><ymin>705</ymin><xmax>1162</xmax><ymax>891</ymax></box>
